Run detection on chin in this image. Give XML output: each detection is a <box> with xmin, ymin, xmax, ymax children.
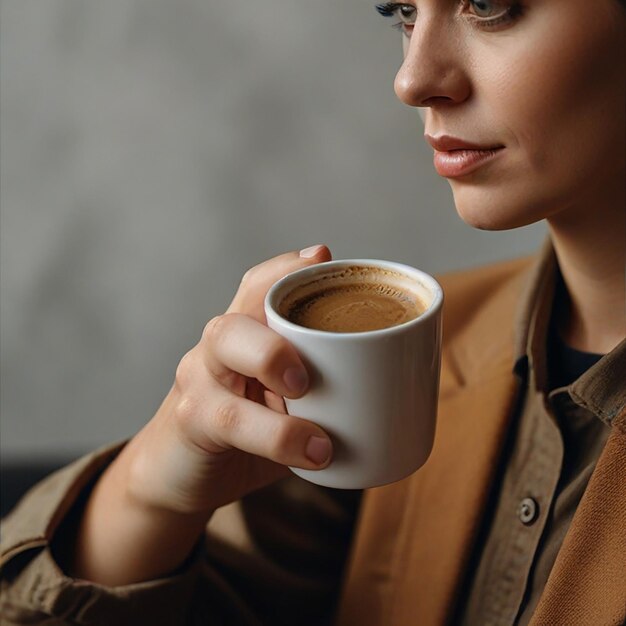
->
<box><xmin>449</xmin><ymin>182</ymin><xmax>555</xmax><ymax>232</ymax></box>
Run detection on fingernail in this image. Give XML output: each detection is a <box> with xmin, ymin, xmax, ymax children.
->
<box><xmin>300</xmin><ymin>244</ymin><xmax>325</xmax><ymax>258</ymax></box>
<box><xmin>283</xmin><ymin>366</ymin><xmax>309</xmax><ymax>395</ymax></box>
<box><xmin>305</xmin><ymin>436</ymin><xmax>332</xmax><ymax>466</ymax></box>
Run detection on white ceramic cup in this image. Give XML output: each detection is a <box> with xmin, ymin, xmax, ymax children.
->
<box><xmin>264</xmin><ymin>259</ymin><xmax>444</xmax><ymax>489</ymax></box>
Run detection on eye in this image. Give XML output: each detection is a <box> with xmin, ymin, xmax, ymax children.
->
<box><xmin>396</xmin><ymin>4</ymin><xmax>417</xmax><ymax>24</ymax></box>
<box><xmin>467</xmin><ymin>0</ymin><xmax>512</xmax><ymax>20</ymax></box>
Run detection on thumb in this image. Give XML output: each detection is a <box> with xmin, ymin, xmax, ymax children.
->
<box><xmin>227</xmin><ymin>244</ymin><xmax>332</xmax><ymax>322</ymax></box>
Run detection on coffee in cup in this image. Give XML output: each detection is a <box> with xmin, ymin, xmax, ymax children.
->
<box><xmin>277</xmin><ymin>265</ymin><xmax>428</xmax><ymax>333</ymax></box>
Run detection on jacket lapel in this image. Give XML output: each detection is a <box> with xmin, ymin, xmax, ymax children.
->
<box><xmin>336</xmin><ymin>369</ymin><xmax>520</xmax><ymax>626</ymax></box>
<box><xmin>530</xmin><ymin>410</ymin><xmax>626</xmax><ymax>625</ymax></box>
<box><xmin>337</xmin><ymin>259</ymin><xmax>531</xmax><ymax>626</ymax></box>
<box><xmin>393</xmin><ymin>370</ymin><xmax>522</xmax><ymax>625</ymax></box>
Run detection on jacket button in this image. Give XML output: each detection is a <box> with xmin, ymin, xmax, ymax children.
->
<box><xmin>518</xmin><ymin>497</ymin><xmax>539</xmax><ymax>525</ymax></box>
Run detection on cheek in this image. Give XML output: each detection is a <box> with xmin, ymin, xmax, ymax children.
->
<box><xmin>453</xmin><ymin>10</ymin><xmax>625</xmax><ymax>230</ymax></box>
<box><xmin>495</xmin><ymin>13</ymin><xmax>626</xmax><ymax>190</ymax></box>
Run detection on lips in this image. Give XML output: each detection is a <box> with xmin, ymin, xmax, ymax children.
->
<box><xmin>424</xmin><ymin>134</ymin><xmax>505</xmax><ymax>178</ymax></box>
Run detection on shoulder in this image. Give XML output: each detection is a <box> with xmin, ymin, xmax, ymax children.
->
<box><xmin>435</xmin><ymin>255</ymin><xmax>535</xmax><ymax>298</ymax></box>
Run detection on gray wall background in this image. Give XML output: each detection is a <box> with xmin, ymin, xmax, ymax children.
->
<box><xmin>1</xmin><ymin>1</ymin><xmax>545</xmax><ymax>460</ymax></box>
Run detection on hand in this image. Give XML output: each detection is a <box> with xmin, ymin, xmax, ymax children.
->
<box><xmin>126</xmin><ymin>244</ymin><xmax>334</xmax><ymax>516</ymax></box>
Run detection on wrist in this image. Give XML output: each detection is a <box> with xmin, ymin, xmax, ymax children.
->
<box><xmin>64</xmin><ymin>432</ymin><xmax>210</xmax><ymax>585</ymax></box>
<box><xmin>124</xmin><ymin>397</ymin><xmax>217</xmax><ymax>518</ymax></box>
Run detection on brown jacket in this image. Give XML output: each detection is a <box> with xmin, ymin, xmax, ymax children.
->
<box><xmin>2</xmin><ymin>253</ymin><xmax>625</xmax><ymax>625</ymax></box>
<box><xmin>336</xmin><ymin>254</ymin><xmax>626</xmax><ymax>626</ymax></box>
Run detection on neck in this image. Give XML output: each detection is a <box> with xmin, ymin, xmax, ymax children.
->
<box><xmin>547</xmin><ymin>178</ymin><xmax>626</xmax><ymax>355</ymax></box>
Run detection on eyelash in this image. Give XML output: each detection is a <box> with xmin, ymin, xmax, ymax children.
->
<box><xmin>375</xmin><ymin>1</ymin><xmax>524</xmax><ymax>33</ymax></box>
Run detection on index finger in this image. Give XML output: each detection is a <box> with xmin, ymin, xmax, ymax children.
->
<box><xmin>227</xmin><ymin>244</ymin><xmax>332</xmax><ymax>322</ymax></box>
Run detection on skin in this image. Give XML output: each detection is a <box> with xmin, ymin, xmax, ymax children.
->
<box><xmin>54</xmin><ymin>1</ymin><xmax>625</xmax><ymax>586</ymax></box>
<box><xmin>393</xmin><ymin>0</ymin><xmax>626</xmax><ymax>352</ymax></box>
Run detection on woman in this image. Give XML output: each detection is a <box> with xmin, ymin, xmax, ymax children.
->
<box><xmin>2</xmin><ymin>1</ymin><xmax>624</xmax><ymax>624</ymax></box>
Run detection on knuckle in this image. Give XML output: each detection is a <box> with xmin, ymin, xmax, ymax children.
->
<box><xmin>268</xmin><ymin>419</ymin><xmax>300</xmax><ymax>461</ymax></box>
<box><xmin>202</xmin><ymin>315</ymin><xmax>224</xmax><ymax>343</ymax></box>
<box><xmin>172</xmin><ymin>392</ymin><xmax>201</xmax><ymax>429</ymax></box>
<box><xmin>240</xmin><ymin>265</ymin><xmax>258</xmax><ymax>286</ymax></box>
<box><xmin>256</xmin><ymin>338</ymin><xmax>290</xmax><ymax>379</ymax></box>
<box><xmin>212</xmin><ymin>398</ymin><xmax>241</xmax><ymax>435</ymax></box>
<box><xmin>202</xmin><ymin>314</ymin><xmax>235</xmax><ymax>344</ymax></box>
<box><xmin>174</xmin><ymin>349</ymin><xmax>196</xmax><ymax>391</ymax></box>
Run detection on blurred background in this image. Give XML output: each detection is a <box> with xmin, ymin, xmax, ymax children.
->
<box><xmin>1</xmin><ymin>1</ymin><xmax>545</xmax><ymax>514</ymax></box>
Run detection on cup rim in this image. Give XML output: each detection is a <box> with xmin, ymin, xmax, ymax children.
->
<box><xmin>264</xmin><ymin>258</ymin><xmax>444</xmax><ymax>338</ymax></box>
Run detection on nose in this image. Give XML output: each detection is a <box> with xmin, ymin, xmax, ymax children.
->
<box><xmin>394</xmin><ymin>25</ymin><xmax>471</xmax><ymax>108</ymax></box>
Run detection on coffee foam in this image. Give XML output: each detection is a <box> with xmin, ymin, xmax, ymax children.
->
<box><xmin>278</xmin><ymin>265</ymin><xmax>429</xmax><ymax>333</ymax></box>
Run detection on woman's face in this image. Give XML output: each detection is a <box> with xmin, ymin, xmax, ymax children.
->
<box><xmin>384</xmin><ymin>0</ymin><xmax>626</xmax><ymax>230</ymax></box>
